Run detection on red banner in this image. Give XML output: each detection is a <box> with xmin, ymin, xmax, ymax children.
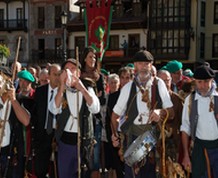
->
<box><xmin>85</xmin><ymin>0</ymin><xmax>113</xmax><ymax>61</ymax></box>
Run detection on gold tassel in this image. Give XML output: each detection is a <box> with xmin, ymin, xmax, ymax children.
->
<box><xmin>209</xmin><ymin>96</ymin><xmax>214</xmax><ymax>112</ymax></box>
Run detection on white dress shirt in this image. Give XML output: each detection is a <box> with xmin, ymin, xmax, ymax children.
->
<box><xmin>44</xmin><ymin>85</ymin><xmax>58</xmax><ymax>129</ymax></box>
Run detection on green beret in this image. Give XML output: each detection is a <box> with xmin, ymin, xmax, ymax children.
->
<box><xmin>183</xmin><ymin>68</ymin><xmax>194</xmax><ymax>77</ymax></box>
<box><xmin>17</xmin><ymin>70</ymin><xmax>35</xmax><ymax>82</ymax></box>
<box><xmin>100</xmin><ymin>68</ymin><xmax>109</xmax><ymax>76</ymax></box>
<box><xmin>160</xmin><ymin>65</ymin><xmax>168</xmax><ymax>71</ymax></box>
<box><xmin>126</xmin><ymin>63</ymin><xmax>134</xmax><ymax>69</ymax></box>
<box><xmin>165</xmin><ymin>60</ymin><xmax>183</xmax><ymax>73</ymax></box>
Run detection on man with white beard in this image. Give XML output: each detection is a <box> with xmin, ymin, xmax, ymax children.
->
<box><xmin>111</xmin><ymin>50</ymin><xmax>174</xmax><ymax>178</ymax></box>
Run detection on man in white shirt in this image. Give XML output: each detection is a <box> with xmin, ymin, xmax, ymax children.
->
<box><xmin>49</xmin><ymin>59</ymin><xmax>100</xmax><ymax>178</ymax></box>
<box><xmin>111</xmin><ymin>50</ymin><xmax>174</xmax><ymax>178</ymax></box>
<box><xmin>180</xmin><ymin>64</ymin><xmax>218</xmax><ymax>178</ymax></box>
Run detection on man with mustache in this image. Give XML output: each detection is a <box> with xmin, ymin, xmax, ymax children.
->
<box><xmin>181</xmin><ymin>64</ymin><xmax>218</xmax><ymax>178</ymax></box>
<box><xmin>111</xmin><ymin>50</ymin><xmax>174</xmax><ymax>178</ymax></box>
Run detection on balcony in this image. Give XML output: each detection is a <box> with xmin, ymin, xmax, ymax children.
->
<box><xmin>31</xmin><ymin>49</ymin><xmax>76</xmax><ymax>64</ymax></box>
<box><xmin>68</xmin><ymin>2</ymin><xmax>147</xmax><ymax>32</ymax></box>
<box><xmin>0</xmin><ymin>19</ymin><xmax>28</xmax><ymax>32</ymax></box>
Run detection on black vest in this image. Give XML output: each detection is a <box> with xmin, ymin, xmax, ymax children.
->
<box><xmin>120</xmin><ymin>78</ymin><xmax>162</xmax><ymax>146</ymax></box>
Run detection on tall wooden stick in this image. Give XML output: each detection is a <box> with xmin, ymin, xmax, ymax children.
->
<box><xmin>161</xmin><ymin>109</ymin><xmax>169</xmax><ymax>178</ymax></box>
<box><xmin>12</xmin><ymin>36</ymin><xmax>21</xmax><ymax>82</ymax></box>
<box><xmin>76</xmin><ymin>46</ymin><xmax>81</xmax><ymax>178</ymax></box>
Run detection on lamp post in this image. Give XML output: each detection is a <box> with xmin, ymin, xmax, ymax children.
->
<box><xmin>61</xmin><ymin>10</ymin><xmax>68</xmax><ymax>61</ymax></box>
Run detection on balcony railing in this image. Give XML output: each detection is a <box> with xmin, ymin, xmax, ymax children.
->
<box><xmin>0</xmin><ymin>19</ymin><xmax>27</xmax><ymax>31</ymax></box>
<box><xmin>31</xmin><ymin>49</ymin><xmax>77</xmax><ymax>64</ymax></box>
<box><xmin>31</xmin><ymin>48</ymin><xmax>140</xmax><ymax>64</ymax></box>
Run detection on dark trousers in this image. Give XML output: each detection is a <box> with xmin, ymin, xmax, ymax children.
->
<box><xmin>200</xmin><ymin>147</ymin><xmax>218</xmax><ymax>178</ymax></box>
<box><xmin>34</xmin><ymin>131</ymin><xmax>54</xmax><ymax>178</ymax></box>
<box><xmin>58</xmin><ymin>140</ymin><xmax>78</xmax><ymax>178</ymax></box>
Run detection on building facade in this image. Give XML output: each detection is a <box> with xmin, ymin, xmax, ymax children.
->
<box><xmin>0</xmin><ymin>0</ymin><xmax>218</xmax><ymax>70</ymax></box>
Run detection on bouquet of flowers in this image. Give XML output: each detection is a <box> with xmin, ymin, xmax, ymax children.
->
<box><xmin>0</xmin><ymin>44</ymin><xmax>10</xmax><ymax>58</ymax></box>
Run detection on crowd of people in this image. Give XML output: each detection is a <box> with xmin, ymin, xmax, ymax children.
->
<box><xmin>0</xmin><ymin>47</ymin><xmax>217</xmax><ymax>178</ymax></box>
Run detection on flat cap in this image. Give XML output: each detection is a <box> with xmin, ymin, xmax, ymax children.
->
<box><xmin>194</xmin><ymin>65</ymin><xmax>215</xmax><ymax>80</ymax></box>
<box><xmin>17</xmin><ymin>70</ymin><xmax>35</xmax><ymax>82</ymax></box>
<box><xmin>0</xmin><ymin>66</ymin><xmax>12</xmax><ymax>77</ymax></box>
<box><xmin>165</xmin><ymin>60</ymin><xmax>183</xmax><ymax>73</ymax></box>
<box><xmin>61</xmin><ymin>58</ymin><xmax>81</xmax><ymax>70</ymax></box>
<box><xmin>133</xmin><ymin>50</ymin><xmax>154</xmax><ymax>62</ymax></box>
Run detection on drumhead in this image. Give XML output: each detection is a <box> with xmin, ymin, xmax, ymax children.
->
<box><xmin>124</xmin><ymin>130</ymin><xmax>157</xmax><ymax>167</ymax></box>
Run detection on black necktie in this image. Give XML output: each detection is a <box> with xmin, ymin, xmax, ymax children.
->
<box><xmin>46</xmin><ymin>90</ymin><xmax>54</xmax><ymax>134</ymax></box>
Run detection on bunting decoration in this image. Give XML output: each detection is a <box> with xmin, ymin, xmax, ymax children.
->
<box><xmin>85</xmin><ymin>0</ymin><xmax>113</xmax><ymax>62</ymax></box>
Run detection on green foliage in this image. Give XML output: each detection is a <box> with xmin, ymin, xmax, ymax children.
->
<box><xmin>0</xmin><ymin>44</ymin><xmax>10</xmax><ymax>58</ymax></box>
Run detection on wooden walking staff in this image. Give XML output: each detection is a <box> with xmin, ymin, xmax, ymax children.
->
<box><xmin>75</xmin><ymin>46</ymin><xmax>81</xmax><ymax>178</ymax></box>
<box><xmin>0</xmin><ymin>36</ymin><xmax>21</xmax><ymax>150</ymax></box>
<box><xmin>12</xmin><ymin>36</ymin><xmax>21</xmax><ymax>82</ymax></box>
<box><xmin>161</xmin><ymin>109</ymin><xmax>169</xmax><ymax>178</ymax></box>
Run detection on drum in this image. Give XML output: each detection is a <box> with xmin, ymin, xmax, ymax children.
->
<box><xmin>124</xmin><ymin>129</ymin><xmax>157</xmax><ymax>167</ymax></box>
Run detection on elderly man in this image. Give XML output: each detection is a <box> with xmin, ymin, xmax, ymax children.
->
<box><xmin>49</xmin><ymin>59</ymin><xmax>100</xmax><ymax>178</ymax></box>
<box><xmin>17</xmin><ymin>70</ymin><xmax>35</xmax><ymax>98</ymax></box>
<box><xmin>32</xmin><ymin>64</ymin><xmax>61</xmax><ymax>178</ymax></box>
<box><xmin>111</xmin><ymin>50</ymin><xmax>174</xmax><ymax>178</ymax></box>
<box><xmin>181</xmin><ymin>64</ymin><xmax>218</xmax><ymax>178</ymax></box>
<box><xmin>163</xmin><ymin>60</ymin><xmax>190</xmax><ymax>93</ymax></box>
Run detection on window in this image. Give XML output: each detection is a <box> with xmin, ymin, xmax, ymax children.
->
<box><xmin>129</xmin><ymin>34</ymin><xmax>140</xmax><ymax>56</ymax></box>
<box><xmin>55</xmin><ymin>6</ymin><xmax>62</xmax><ymax>28</ymax></box>
<box><xmin>38</xmin><ymin>39</ymin><xmax>45</xmax><ymax>59</ymax></box>
<box><xmin>200</xmin><ymin>33</ymin><xmax>205</xmax><ymax>58</ymax></box>
<box><xmin>38</xmin><ymin>7</ymin><xmax>45</xmax><ymax>29</ymax></box>
<box><xmin>0</xmin><ymin>9</ymin><xmax>4</xmax><ymax>28</ymax></box>
<box><xmin>201</xmin><ymin>2</ymin><xmax>205</xmax><ymax>26</ymax></box>
<box><xmin>214</xmin><ymin>2</ymin><xmax>218</xmax><ymax>24</ymax></box>
<box><xmin>212</xmin><ymin>34</ymin><xmax>218</xmax><ymax>57</ymax></box>
<box><xmin>109</xmin><ymin>35</ymin><xmax>119</xmax><ymax>50</ymax></box>
<box><xmin>16</xmin><ymin>8</ymin><xmax>23</xmax><ymax>27</ymax></box>
<box><xmin>75</xmin><ymin>36</ymin><xmax>85</xmax><ymax>58</ymax></box>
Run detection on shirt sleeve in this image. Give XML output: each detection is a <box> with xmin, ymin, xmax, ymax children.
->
<box><xmin>180</xmin><ymin>95</ymin><xmax>191</xmax><ymax>136</ymax></box>
<box><xmin>86</xmin><ymin>87</ymin><xmax>100</xmax><ymax>114</ymax></box>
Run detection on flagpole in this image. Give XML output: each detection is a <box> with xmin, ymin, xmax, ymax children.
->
<box><xmin>76</xmin><ymin>46</ymin><xmax>81</xmax><ymax>178</ymax></box>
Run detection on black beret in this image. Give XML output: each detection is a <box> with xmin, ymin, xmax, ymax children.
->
<box><xmin>193</xmin><ymin>65</ymin><xmax>215</xmax><ymax>80</ymax></box>
<box><xmin>0</xmin><ymin>66</ymin><xmax>12</xmax><ymax>77</ymax></box>
<box><xmin>61</xmin><ymin>58</ymin><xmax>81</xmax><ymax>70</ymax></box>
<box><xmin>133</xmin><ymin>50</ymin><xmax>154</xmax><ymax>62</ymax></box>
